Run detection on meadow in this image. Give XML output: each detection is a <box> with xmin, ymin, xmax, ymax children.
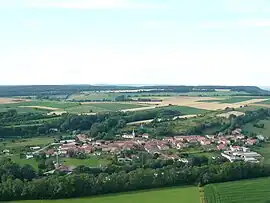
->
<box><xmin>9</xmin><ymin>186</ymin><xmax>200</xmax><ymax>203</ymax></box>
<box><xmin>63</xmin><ymin>156</ymin><xmax>111</xmax><ymax>167</ymax></box>
<box><xmin>242</xmin><ymin>118</ymin><xmax>270</xmax><ymax>137</ymax></box>
<box><xmin>204</xmin><ymin>177</ymin><xmax>270</xmax><ymax>203</ymax></box>
<box><xmin>0</xmin><ymin>137</ymin><xmax>54</xmax><ymax>150</ymax></box>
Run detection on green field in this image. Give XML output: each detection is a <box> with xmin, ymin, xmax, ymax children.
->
<box><xmin>9</xmin><ymin>186</ymin><xmax>200</xmax><ymax>203</ymax></box>
<box><xmin>67</xmin><ymin>103</ymin><xmax>148</xmax><ymax>113</ymax></box>
<box><xmin>165</xmin><ymin>105</ymin><xmax>209</xmax><ymax>115</ymax></box>
<box><xmin>0</xmin><ymin>137</ymin><xmax>54</xmax><ymax>150</ymax></box>
<box><xmin>0</xmin><ymin>100</ymin><xmax>80</xmax><ymax>113</ymax></box>
<box><xmin>9</xmin><ymin>155</ymin><xmax>39</xmax><ymax>169</ymax></box>
<box><xmin>68</xmin><ymin>92</ymin><xmax>118</xmax><ymax>101</ymax></box>
<box><xmin>63</xmin><ymin>157</ymin><xmax>111</xmax><ymax>167</ymax></box>
<box><xmin>204</xmin><ymin>177</ymin><xmax>270</xmax><ymax>203</ymax></box>
<box><xmin>242</xmin><ymin>118</ymin><xmax>270</xmax><ymax>137</ymax></box>
<box><xmin>252</xmin><ymin>143</ymin><xmax>270</xmax><ymax>164</ymax></box>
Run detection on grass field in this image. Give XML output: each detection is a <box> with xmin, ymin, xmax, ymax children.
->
<box><xmin>242</xmin><ymin>118</ymin><xmax>270</xmax><ymax>137</ymax></box>
<box><xmin>164</xmin><ymin>105</ymin><xmax>209</xmax><ymax>114</ymax></box>
<box><xmin>204</xmin><ymin>177</ymin><xmax>270</xmax><ymax>203</ymax></box>
<box><xmin>63</xmin><ymin>156</ymin><xmax>111</xmax><ymax>167</ymax></box>
<box><xmin>10</xmin><ymin>155</ymin><xmax>39</xmax><ymax>169</ymax></box>
<box><xmin>67</xmin><ymin>103</ymin><xmax>148</xmax><ymax>113</ymax></box>
<box><xmin>9</xmin><ymin>186</ymin><xmax>200</xmax><ymax>203</ymax></box>
<box><xmin>252</xmin><ymin>143</ymin><xmax>270</xmax><ymax>164</ymax></box>
<box><xmin>0</xmin><ymin>137</ymin><xmax>54</xmax><ymax>150</ymax></box>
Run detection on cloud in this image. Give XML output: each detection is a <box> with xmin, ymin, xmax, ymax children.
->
<box><xmin>1</xmin><ymin>0</ymin><xmax>163</xmax><ymax>9</ymax></box>
<box><xmin>200</xmin><ymin>19</ymin><xmax>270</xmax><ymax>29</ymax></box>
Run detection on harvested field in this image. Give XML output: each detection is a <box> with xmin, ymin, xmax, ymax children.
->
<box><xmin>140</xmin><ymin>97</ymin><xmax>268</xmax><ymax>111</ymax></box>
<box><xmin>19</xmin><ymin>106</ymin><xmax>60</xmax><ymax>111</ymax></box>
<box><xmin>217</xmin><ymin>111</ymin><xmax>245</xmax><ymax>118</ymax></box>
<box><xmin>0</xmin><ymin>98</ymin><xmax>29</xmax><ymax>104</ymax></box>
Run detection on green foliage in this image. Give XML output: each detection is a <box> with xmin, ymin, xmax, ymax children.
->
<box><xmin>204</xmin><ymin>177</ymin><xmax>270</xmax><ymax>203</ymax></box>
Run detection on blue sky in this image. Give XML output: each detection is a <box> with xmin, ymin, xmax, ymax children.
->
<box><xmin>0</xmin><ymin>0</ymin><xmax>270</xmax><ymax>85</ymax></box>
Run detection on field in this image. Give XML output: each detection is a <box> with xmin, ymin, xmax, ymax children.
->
<box><xmin>0</xmin><ymin>137</ymin><xmax>54</xmax><ymax>150</ymax></box>
<box><xmin>216</xmin><ymin>111</ymin><xmax>245</xmax><ymax>118</ymax></box>
<box><xmin>9</xmin><ymin>186</ymin><xmax>200</xmax><ymax>203</ymax></box>
<box><xmin>63</xmin><ymin>156</ymin><xmax>111</xmax><ymax>167</ymax></box>
<box><xmin>252</xmin><ymin>143</ymin><xmax>270</xmax><ymax>164</ymax></box>
<box><xmin>204</xmin><ymin>177</ymin><xmax>270</xmax><ymax>203</ymax></box>
<box><xmin>242</xmin><ymin>118</ymin><xmax>270</xmax><ymax>137</ymax></box>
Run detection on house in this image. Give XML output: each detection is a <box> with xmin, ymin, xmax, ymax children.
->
<box><xmin>30</xmin><ymin>146</ymin><xmax>41</xmax><ymax>150</ymax></box>
<box><xmin>76</xmin><ymin>134</ymin><xmax>88</xmax><ymax>143</ymax></box>
<box><xmin>217</xmin><ymin>144</ymin><xmax>226</xmax><ymax>151</ymax></box>
<box><xmin>232</xmin><ymin>128</ymin><xmax>242</xmax><ymax>135</ymax></box>
<box><xmin>142</xmin><ymin>133</ymin><xmax>149</xmax><ymax>139</ymax></box>
<box><xmin>26</xmin><ymin>154</ymin><xmax>34</xmax><ymax>159</ymax></box>
<box><xmin>157</xmin><ymin>142</ymin><xmax>170</xmax><ymax>151</ymax></box>
<box><xmin>230</xmin><ymin>146</ymin><xmax>241</xmax><ymax>151</ymax></box>
<box><xmin>80</xmin><ymin>145</ymin><xmax>93</xmax><ymax>154</ymax></box>
<box><xmin>200</xmin><ymin>140</ymin><xmax>211</xmax><ymax>145</ymax></box>
<box><xmin>60</xmin><ymin>139</ymin><xmax>76</xmax><ymax>144</ymax></box>
<box><xmin>246</xmin><ymin>138</ymin><xmax>257</xmax><ymax>146</ymax></box>
<box><xmin>175</xmin><ymin>141</ymin><xmax>184</xmax><ymax>149</ymax></box>
<box><xmin>122</xmin><ymin>134</ymin><xmax>135</xmax><ymax>139</ymax></box>
<box><xmin>257</xmin><ymin>135</ymin><xmax>265</xmax><ymax>141</ymax></box>
<box><xmin>2</xmin><ymin>149</ymin><xmax>10</xmax><ymax>154</ymax></box>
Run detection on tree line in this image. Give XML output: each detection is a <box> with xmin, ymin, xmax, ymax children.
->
<box><xmin>1</xmin><ymin>156</ymin><xmax>270</xmax><ymax>201</ymax></box>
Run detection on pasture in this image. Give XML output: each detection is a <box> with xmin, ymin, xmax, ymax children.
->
<box><xmin>204</xmin><ymin>177</ymin><xmax>270</xmax><ymax>203</ymax></box>
<box><xmin>9</xmin><ymin>186</ymin><xmax>200</xmax><ymax>203</ymax></box>
<box><xmin>63</xmin><ymin>156</ymin><xmax>111</xmax><ymax>167</ymax></box>
<box><xmin>242</xmin><ymin>118</ymin><xmax>270</xmax><ymax>137</ymax></box>
<box><xmin>0</xmin><ymin>137</ymin><xmax>54</xmax><ymax>150</ymax></box>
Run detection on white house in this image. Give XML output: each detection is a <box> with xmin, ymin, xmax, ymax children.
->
<box><xmin>30</xmin><ymin>146</ymin><xmax>41</xmax><ymax>150</ymax></box>
<box><xmin>60</xmin><ymin>139</ymin><xmax>76</xmax><ymax>144</ymax></box>
<box><xmin>26</xmin><ymin>155</ymin><xmax>34</xmax><ymax>159</ymax></box>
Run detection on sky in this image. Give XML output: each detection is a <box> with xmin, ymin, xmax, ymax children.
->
<box><xmin>0</xmin><ymin>0</ymin><xmax>270</xmax><ymax>86</ymax></box>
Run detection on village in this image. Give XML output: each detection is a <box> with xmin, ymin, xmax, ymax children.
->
<box><xmin>10</xmin><ymin>127</ymin><xmax>263</xmax><ymax>170</ymax></box>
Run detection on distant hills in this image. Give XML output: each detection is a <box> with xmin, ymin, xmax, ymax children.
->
<box><xmin>0</xmin><ymin>85</ymin><xmax>269</xmax><ymax>97</ymax></box>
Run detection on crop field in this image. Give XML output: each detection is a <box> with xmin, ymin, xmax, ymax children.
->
<box><xmin>68</xmin><ymin>92</ymin><xmax>119</xmax><ymax>101</ymax></box>
<box><xmin>204</xmin><ymin>177</ymin><xmax>270</xmax><ymax>203</ymax></box>
<box><xmin>242</xmin><ymin>118</ymin><xmax>270</xmax><ymax>137</ymax></box>
<box><xmin>63</xmin><ymin>157</ymin><xmax>111</xmax><ymax>167</ymax></box>
<box><xmin>256</xmin><ymin>98</ymin><xmax>270</xmax><ymax>104</ymax></box>
<box><xmin>9</xmin><ymin>186</ymin><xmax>200</xmax><ymax>203</ymax></box>
<box><xmin>66</xmin><ymin>102</ymin><xmax>149</xmax><ymax>113</ymax></box>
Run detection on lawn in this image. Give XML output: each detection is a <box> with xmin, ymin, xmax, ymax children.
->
<box><xmin>9</xmin><ymin>186</ymin><xmax>200</xmax><ymax>203</ymax></box>
<box><xmin>204</xmin><ymin>177</ymin><xmax>270</xmax><ymax>203</ymax></box>
<box><xmin>63</xmin><ymin>156</ymin><xmax>111</xmax><ymax>167</ymax></box>
<box><xmin>242</xmin><ymin>118</ymin><xmax>270</xmax><ymax>137</ymax></box>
